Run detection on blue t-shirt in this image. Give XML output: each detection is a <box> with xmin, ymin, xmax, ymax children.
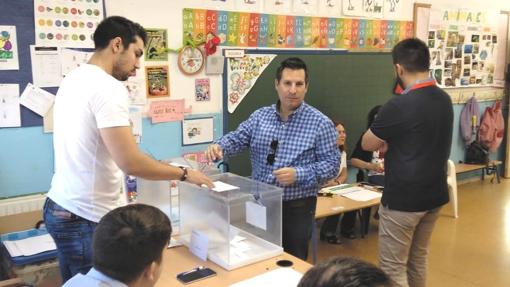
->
<box><xmin>63</xmin><ymin>268</ymin><xmax>127</xmax><ymax>287</ymax></box>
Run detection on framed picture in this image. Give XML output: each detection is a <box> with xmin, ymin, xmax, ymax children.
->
<box><xmin>182</xmin><ymin>117</ymin><xmax>214</xmax><ymax>146</ymax></box>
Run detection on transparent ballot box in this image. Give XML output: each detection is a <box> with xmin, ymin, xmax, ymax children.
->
<box><xmin>178</xmin><ymin>172</ymin><xmax>283</xmax><ymax>270</ymax></box>
<box><xmin>136</xmin><ymin>157</ymin><xmax>220</xmax><ymax>226</ymax></box>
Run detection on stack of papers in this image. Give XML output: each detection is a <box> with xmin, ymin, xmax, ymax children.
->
<box><xmin>3</xmin><ymin>234</ymin><xmax>56</xmax><ymax>257</ymax></box>
<box><xmin>320</xmin><ymin>185</ymin><xmax>382</xmax><ymax>201</ymax></box>
<box><xmin>341</xmin><ymin>189</ymin><xmax>382</xmax><ymax>201</ymax></box>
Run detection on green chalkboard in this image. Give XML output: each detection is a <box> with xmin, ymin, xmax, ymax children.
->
<box><xmin>225</xmin><ymin>52</ymin><xmax>395</xmax><ymax>176</ymax></box>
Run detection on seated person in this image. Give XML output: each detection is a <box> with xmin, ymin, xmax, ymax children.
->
<box><xmin>351</xmin><ymin>106</ymin><xmax>384</xmax><ymax>221</ymax></box>
<box><xmin>64</xmin><ymin>204</ymin><xmax>172</xmax><ymax>287</ymax></box>
<box><xmin>320</xmin><ymin>121</ymin><xmax>356</xmax><ymax>244</ymax></box>
<box><xmin>351</xmin><ymin>106</ymin><xmax>385</xmax><ymax>186</ymax></box>
<box><xmin>297</xmin><ymin>256</ymin><xmax>391</xmax><ymax>287</ymax></box>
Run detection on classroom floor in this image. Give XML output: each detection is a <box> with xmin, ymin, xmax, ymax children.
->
<box><xmin>311</xmin><ymin>178</ymin><xmax>510</xmax><ymax>287</ymax></box>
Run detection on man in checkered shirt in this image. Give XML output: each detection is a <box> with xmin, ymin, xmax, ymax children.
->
<box><xmin>205</xmin><ymin>57</ymin><xmax>340</xmax><ymax>260</ymax></box>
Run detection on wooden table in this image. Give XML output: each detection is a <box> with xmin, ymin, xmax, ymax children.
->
<box><xmin>311</xmin><ymin>188</ymin><xmax>382</xmax><ymax>263</ymax></box>
<box><xmin>455</xmin><ymin>160</ymin><xmax>502</xmax><ymax>183</ymax></box>
<box><xmin>156</xmin><ymin>246</ymin><xmax>312</xmax><ymax>287</ymax></box>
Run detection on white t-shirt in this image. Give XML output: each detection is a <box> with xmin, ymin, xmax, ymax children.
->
<box><xmin>47</xmin><ymin>64</ymin><xmax>130</xmax><ymax>223</ymax></box>
<box><xmin>340</xmin><ymin>151</ymin><xmax>347</xmax><ymax>171</ymax></box>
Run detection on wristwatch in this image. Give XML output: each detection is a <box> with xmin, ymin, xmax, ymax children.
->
<box><xmin>179</xmin><ymin>166</ymin><xmax>188</xmax><ymax>181</ymax></box>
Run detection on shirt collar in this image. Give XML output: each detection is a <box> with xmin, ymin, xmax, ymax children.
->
<box><xmin>274</xmin><ymin>100</ymin><xmax>306</xmax><ymax>119</ymax></box>
<box><xmin>401</xmin><ymin>77</ymin><xmax>436</xmax><ymax>94</ymax></box>
<box><xmin>87</xmin><ymin>268</ymin><xmax>128</xmax><ymax>287</ymax></box>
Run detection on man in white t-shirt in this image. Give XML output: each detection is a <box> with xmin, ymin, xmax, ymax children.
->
<box><xmin>44</xmin><ymin>16</ymin><xmax>214</xmax><ymax>283</ymax></box>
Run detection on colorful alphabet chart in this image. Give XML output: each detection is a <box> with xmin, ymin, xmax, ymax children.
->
<box><xmin>183</xmin><ymin>8</ymin><xmax>413</xmax><ymax>50</ymax></box>
<box><xmin>34</xmin><ymin>0</ymin><xmax>104</xmax><ymax>48</ymax></box>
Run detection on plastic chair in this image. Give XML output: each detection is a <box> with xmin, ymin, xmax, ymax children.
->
<box><xmin>446</xmin><ymin>160</ymin><xmax>458</xmax><ymax>218</ymax></box>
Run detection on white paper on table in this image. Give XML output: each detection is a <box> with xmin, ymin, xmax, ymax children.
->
<box><xmin>167</xmin><ymin>237</ymin><xmax>183</xmax><ymax>248</ymax></box>
<box><xmin>0</xmin><ymin>25</ymin><xmax>20</xmax><ymax>70</ymax></box>
<box><xmin>128</xmin><ymin>106</ymin><xmax>143</xmax><ymax>143</ymax></box>
<box><xmin>189</xmin><ymin>229</ymin><xmax>209</xmax><ymax>261</ymax></box>
<box><xmin>230</xmin><ymin>268</ymin><xmax>303</xmax><ymax>287</ymax></box>
<box><xmin>19</xmin><ymin>83</ymin><xmax>55</xmax><ymax>116</ymax></box>
<box><xmin>212</xmin><ymin>181</ymin><xmax>239</xmax><ymax>192</ymax></box>
<box><xmin>341</xmin><ymin>189</ymin><xmax>382</xmax><ymax>202</ymax></box>
<box><xmin>0</xmin><ymin>83</ymin><xmax>21</xmax><ymax>127</ymax></box>
<box><xmin>3</xmin><ymin>234</ymin><xmax>56</xmax><ymax>257</ymax></box>
<box><xmin>246</xmin><ymin>201</ymin><xmax>267</xmax><ymax>231</ymax></box>
<box><xmin>61</xmin><ymin>48</ymin><xmax>92</xmax><ymax>77</ymax></box>
<box><xmin>30</xmin><ymin>45</ymin><xmax>62</xmax><ymax>88</ymax></box>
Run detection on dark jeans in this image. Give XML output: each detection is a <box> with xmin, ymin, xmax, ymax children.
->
<box><xmin>282</xmin><ymin>196</ymin><xmax>317</xmax><ymax>260</ymax></box>
<box><xmin>43</xmin><ymin>198</ymin><xmax>97</xmax><ymax>283</ymax></box>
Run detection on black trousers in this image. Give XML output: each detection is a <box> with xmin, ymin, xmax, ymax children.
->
<box><xmin>282</xmin><ymin>196</ymin><xmax>317</xmax><ymax>260</ymax></box>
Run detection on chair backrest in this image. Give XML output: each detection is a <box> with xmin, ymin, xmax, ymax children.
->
<box><xmin>447</xmin><ymin>160</ymin><xmax>455</xmax><ymax>176</ymax></box>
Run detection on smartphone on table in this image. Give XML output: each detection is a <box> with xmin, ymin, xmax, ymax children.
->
<box><xmin>176</xmin><ymin>266</ymin><xmax>217</xmax><ymax>284</ymax></box>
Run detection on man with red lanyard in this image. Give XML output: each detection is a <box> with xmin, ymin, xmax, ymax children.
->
<box><xmin>361</xmin><ymin>38</ymin><xmax>453</xmax><ymax>287</ymax></box>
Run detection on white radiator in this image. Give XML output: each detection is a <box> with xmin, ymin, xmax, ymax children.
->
<box><xmin>0</xmin><ymin>194</ymin><xmax>47</xmax><ymax>216</ymax></box>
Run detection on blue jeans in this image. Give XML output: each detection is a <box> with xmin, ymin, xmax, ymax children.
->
<box><xmin>43</xmin><ymin>198</ymin><xmax>97</xmax><ymax>283</ymax></box>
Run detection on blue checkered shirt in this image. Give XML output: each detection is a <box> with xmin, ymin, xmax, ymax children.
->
<box><xmin>218</xmin><ymin>102</ymin><xmax>340</xmax><ymax>201</ymax></box>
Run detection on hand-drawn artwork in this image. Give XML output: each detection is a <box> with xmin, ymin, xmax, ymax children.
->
<box><xmin>319</xmin><ymin>0</ymin><xmax>341</xmax><ymax>16</ymax></box>
<box><xmin>195</xmin><ymin>78</ymin><xmax>211</xmax><ymax>102</ymax></box>
<box><xmin>293</xmin><ymin>0</ymin><xmax>318</xmax><ymax>14</ymax></box>
<box><xmin>145</xmin><ymin>29</ymin><xmax>168</xmax><ymax>61</ymax></box>
<box><xmin>384</xmin><ymin>0</ymin><xmax>403</xmax><ymax>18</ymax></box>
<box><xmin>227</xmin><ymin>54</ymin><xmax>276</xmax><ymax>113</ymax></box>
<box><xmin>363</xmin><ymin>0</ymin><xmax>383</xmax><ymax>18</ymax></box>
<box><xmin>0</xmin><ymin>26</ymin><xmax>19</xmax><ymax>70</ymax></box>
<box><xmin>182</xmin><ymin>117</ymin><xmax>214</xmax><ymax>146</ymax></box>
<box><xmin>264</xmin><ymin>0</ymin><xmax>291</xmax><ymax>14</ymax></box>
<box><xmin>145</xmin><ymin>66</ymin><xmax>169</xmax><ymax>98</ymax></box>
<box><xmin>343</xmin><ymin>0</ymin><xmax>363</xmax><ymax>16</ymax></box>
<box><xmin>0</xmin><ymin>84</ymin><xmax>21</xmax><ymax>127</ymax></box>
<box><xmin>236</xmin><ymin>0</ymin><xmax>263</xmax><ymax>11</ymax></box>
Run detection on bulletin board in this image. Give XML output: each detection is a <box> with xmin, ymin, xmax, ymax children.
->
<box><xmin>413</xmin><ymin>3</ymin><xmax>509</xmax><ymax>88</ymax></box>
<box><xmin>0</xmin><ymin>0</ymin><xmax>104</xmax><ymax>128</ymax></box>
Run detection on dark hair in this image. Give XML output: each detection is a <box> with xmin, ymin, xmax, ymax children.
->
<box><xmin>332</xmin><ymin>120</ymin><xmax>346</xmax><ymax>153</ymax></box>
<box><xmin>93</xmin><ymin>16</ymin><xmax>147</xmax><ymax>50</ymax></box>
<box><xmin>367</xmin><ymin>105</ymin><xmax>381</xmax><ymax>128</ymax></box>
<box><xmin>93</xmin><ymin>204</ymin><xmax>172</xmax><ymax>284</ymax></box>
<box><xmin>276</xmin><ymin>57</ymin><xmax>309</xmax><ymax>84</ymax></box>
<box><xmin>392</xmin><ymin>38</ymin><xmax>430</xmax><ymax>72</ymax></box>
<box><xmin>297</xmin><ymin>256</ymin><xmax>391</xmax><ymax>287</ymax></box>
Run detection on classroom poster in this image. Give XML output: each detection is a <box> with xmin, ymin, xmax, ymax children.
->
<box><xmin>195</xmin><ymin>78</ymin><xmax>211</xmax><ymax>102</ymax></box>
<box><xmin>0</xmin><ymin>26</ymin><xmax>19</xmax><ymax>70</ymax></box>
<box><xmin>227</xmin><ymin>54</ymin><xmax>276</xmax><ymax>113</ymax></box>
<box><xmin>124</xmin><ymin>76</ymin><xmax>146</xmax><ymax>105</ymax></box>
<box><xmin>34</xmin><ymin>0</ymin><xmax>104</xmax><ymax>48</ymax></box>
<box><xmin>293</xmin><ymin>0</ymin><xmax>318</xmax><ymax>15</ymax></box>
<box><xmin>427</xmin><ymin>9</ymin><xmax>499</xmax><ymax>88</ymax></box>
<box><xmin>60</xmin><ymin>48</ymin><xmax>92</xmax><ymax>77</ymax></box>
<box><xmin>343</xmin><ymin>0</ymin><xmax>364</xmax><ymax>17</ymax></box>
<box><xmin>235</xmin><ymin>0</ymin><xmax>263</xmax><ymax>12</ymax></box>
<box><xmin>383</xmin><ymin>0</ymin><xmax>404</xmax><ymax>19</ymax></box>
<box><xmin>0</xmin><ymin>84</ymin><xmax>21</xmax><ymax>128</ymax></box>
<box><xmin>264</xmin><ymin>0</ymin><xmax>292</xmax><ymax>15</ymax></box>
<box><xmin>363</xmin><ymin>0</ymin><xmax>384</xmax><ymax>19</ymax></box>
<box><xmin>183</xmin><ymin>8</ymin><xmax>413</xmax><ymax>50</ymax></box>
<box><xmin>318</xmin><ymin>0</ymin><xmax>341</xmax><ymax>17</ymax></box>
<box><xmin>145</xmin><ymin>28</ymin><xmax>168</xmax><ymax>61</ymax></box>
<box><xmin>129</xmin><ymin>106</ymin><xmax>142</xmax><ymax>143</ymax></box>
<box><xmin>145</xmin><ymin>66</ymin><xmax>169</xmax><ymax>98</ymax></box>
